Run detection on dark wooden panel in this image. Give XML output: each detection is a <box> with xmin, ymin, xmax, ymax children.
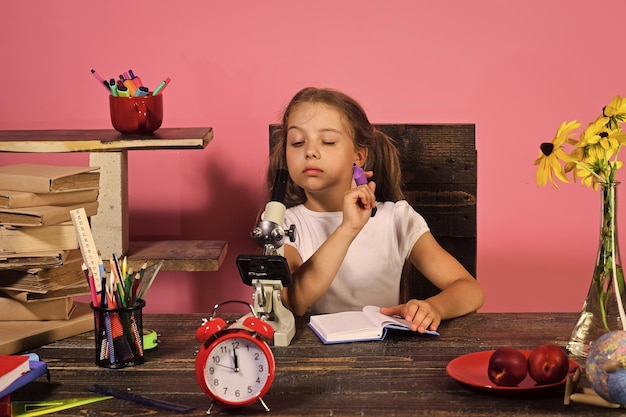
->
<box><xmin>406</xmin><ymin>190</ymin><xmax>476</xmax><ymax>237</ymax></box>
<box><xmin>377</xmin><ymin>124</ymin><xmax>476</xmax><ymax>186</ymax></box>
<box><xmin>269</xmin><ymin>124</ymin><xmax>476</xmax><ymax>301</ymax></box>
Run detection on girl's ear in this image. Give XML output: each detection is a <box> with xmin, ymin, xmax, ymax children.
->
<box><xmin>355</xmin><ymin>147</ymin><xmax>368</xmax><ymax>167</ymax></box>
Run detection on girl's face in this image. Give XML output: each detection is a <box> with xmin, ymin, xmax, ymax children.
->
<box><xmin>285</xmin><ymin>102</ymin><xmax>366</xmax><ymax>204</ymax></box>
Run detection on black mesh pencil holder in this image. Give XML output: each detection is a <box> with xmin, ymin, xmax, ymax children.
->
<box><xmin>91</xmin><ymin>299</ymin><xmax>146</xmax><ymax>369</ymax></box>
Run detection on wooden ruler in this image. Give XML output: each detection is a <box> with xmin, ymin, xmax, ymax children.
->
<box><xmin>70</xmin><ymin>207</ymin><xmax>102</xmax><ymax>291</ymax></box>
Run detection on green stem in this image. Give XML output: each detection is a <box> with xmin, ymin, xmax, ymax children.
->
<box><xmin>594</xmin><ymin>182</ymin><xmax>625</xmax><ymax>331</ymax></box>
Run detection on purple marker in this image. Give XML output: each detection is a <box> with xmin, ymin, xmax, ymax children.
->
<box><xmin>352</xmin><ymin>163</ymin><xmax>377</xmax><ymax>217</ymax></box>
<box><xmin>128</xmin><ymin>69</ymin><xmax>143</xmax><ymax>88</ymax></box>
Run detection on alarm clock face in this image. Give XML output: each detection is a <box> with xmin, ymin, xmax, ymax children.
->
<box><xmin>197</xmin><ymin>332</ymin><xmax>275</xmax><ymax>406</ymax></box>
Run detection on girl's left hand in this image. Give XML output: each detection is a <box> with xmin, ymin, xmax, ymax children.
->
<box><xmin>380</xmin><ymin>300</ymin><xmax>441</xmax><ymax>333</ymax></box>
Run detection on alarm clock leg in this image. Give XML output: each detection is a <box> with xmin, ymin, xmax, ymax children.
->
<box><xmin>206</xmin><ymin>400</ymin><xmax>216</xmax><ymax>415</ymax></box>
<box><xmin>258</xmin><ymin>397</ymin><xmax>270</xmax><ymax>412</ymax></box>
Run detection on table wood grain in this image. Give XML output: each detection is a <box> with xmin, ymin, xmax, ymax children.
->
<box><xmin>13</xmin><ymin>312</ymin><xmax>615</xmax><ymax>416</ymax></box>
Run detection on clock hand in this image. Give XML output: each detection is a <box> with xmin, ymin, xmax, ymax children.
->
<box><xmin>233</xmin><ymin>347</ymin><xmax>240</xmax><ymax>372</ymax></box>
<box><xmin>213</xmin><ymin>362</ymin><xmax>236</xmax><ymax>371</ymax></box>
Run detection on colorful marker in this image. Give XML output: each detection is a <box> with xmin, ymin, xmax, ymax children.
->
<box><xmin>128</xmin><ymin>69</ymin><xmax>143</xmax><ymax>88</ymax></box>
<box><xmin>91</xmin><ymin>69</ymin><xmax>111</xmax><ymax>92</ymax></box>
<box><xmin>122</xmin><ymin>76</ymin><xmax>138</xmax><ymax>96</ymax></box>
<box><xmin>117</xmin><ymin>85</ymin><xmax>130</xmax><ymax>97</ymax></box>
<box><xmin>152</xmin><ymin>77</ymin><xmax>171</xmax><ymax>95</ymax></box>
<box><xmin>353</xmin><ymin>163</ymin><xmax>377</xmax><ymax>217</ymax></box>
<box><xmin>108</xmin><ymin>78</ymin><xmax>118</xmax><ymax>96</ymax></box>
<box><xmin>133</xmin><ymin>86</ymin><xmax>149</xmax><ymax>97</ymax></box>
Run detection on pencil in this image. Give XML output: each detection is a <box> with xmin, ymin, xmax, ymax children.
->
<box><xmin>111</xmin><ymin>255</ymin><xmax>126</xmax><ymax>300</ymax></box>
<box><xmin>122</xmin><ymin>256</ymin><xmax>127</xmax><ymax>279</ymax></box>
<box><xmin>136</xmin><ymin>260</ymin><xmax>164</xmax><ymax>301</ymax></box>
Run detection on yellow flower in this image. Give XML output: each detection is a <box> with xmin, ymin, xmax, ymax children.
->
<box><xmin>534</xmin><ymin>120</ymin><xmax>580</xmax><ymax>187</ymax></box>
<box><xmin>612</xmin><ymin>131</ymin><xmax>626</xmax><ymax>146</ymax></box>
<box><xmin>564</xmin><ymin>145</ymin><xmax>584</xmax><ymax>180</ymax></box>
<box><xmin>577</xmin><ymin>116</ymin><xmax>613</xmax><ymax>149</ymax></box>
<box><xmin>536</xmin><ymin>95</ymin><xmax>626</xmax><ymax>189</ymax></box>
<box><xmin>604</xmin><ymin>95</ymin><xmax>626</xmax><ymax>130</ymax></box>
<box><xmin>577</xmin><ymin>145</ymin><xmax>623</xmax><ymax>190</ymax></box>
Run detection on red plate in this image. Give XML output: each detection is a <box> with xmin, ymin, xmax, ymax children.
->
<box><xmin>446</xmin><ymin>350</ymin><xmax>581</xmax><ymax>393</ymax></box>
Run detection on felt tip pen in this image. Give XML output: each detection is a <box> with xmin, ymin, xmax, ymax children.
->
<box><xmin>91</xmin><ymin>69</ymin><xmax>111</xmax><ymax>92</ymax></box>
<box><xmin>132</xmin><ymin>77</ymin><xmax>143</xmax><ymax>88</ymax></box>
<box><xmin>133</xmin><ymin>86</ymin><xmax>149</xmax><ymax>97</ymax></box>
<box><xmin>152</xmin><ymin>77</ymin><xmax>171</xmax><ymax>95</ymax></box>
<box><xmin>117</xmin><ymin>85</ymin><xmax>130</xmax><ymax>97</ymax></box>
<box><xmin>122</xmin><ymin>78</ymin><xmax>138</xmax><ymax>96</ymax></box>
<box><xmin>108</xmin><ymin>78</ymin><xmax>118</xmax><ymax>96</ymax></box>
<box><xmin>353</xmin><ymin>163</ymin><xmax>377</xmax><ymax>217</ymax></box>
<box><xmin>128</xmin><ymin>69</ymin><xmax>143</xmax><ymax>87</ymax></box>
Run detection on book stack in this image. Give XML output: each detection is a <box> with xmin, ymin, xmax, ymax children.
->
<box><xmin>0</xmin><ymin>164</ymin><xmax>100</xmax><ymax>322</ymax></box>
<box><xmin>0</xmin><ymin>353</ymin><xmax>49</xmax><ymax>399</ymax></box>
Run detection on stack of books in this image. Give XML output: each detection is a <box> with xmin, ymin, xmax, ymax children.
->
<box><xmin>0</xmin><ymin>353</ymin><xmax>49</xmax><ymax>399</ymax></box>
<box><xmin>0</xmin><ymin>164</ymin><xmax>100</xmax><ymax>321</ymax></box>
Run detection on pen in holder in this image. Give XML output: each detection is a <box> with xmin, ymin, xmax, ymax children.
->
<box><xmin>91</xmin><ymin>299</ymin><xmax>145</xmax><ymax>369</ymax></box>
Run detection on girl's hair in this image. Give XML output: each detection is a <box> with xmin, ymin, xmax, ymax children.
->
<box><xmin>267</xmin><ymin>87</ymin><xmax>404</xmax><ymax>208</ymax></box>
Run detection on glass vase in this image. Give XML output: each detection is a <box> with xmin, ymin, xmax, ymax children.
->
<box><xmin>567</xmin><ymin>182</ymin><xmax>626</xmax><ymax>357</ymax></box>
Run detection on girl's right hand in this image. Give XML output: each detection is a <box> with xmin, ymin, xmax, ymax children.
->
<box><xmin>343</xmin><ymin>176</ymin><xmax>376</xmax><ymax>229</ymax></box>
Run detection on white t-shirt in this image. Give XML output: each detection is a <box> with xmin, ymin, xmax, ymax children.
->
<box><xmin>284</xmin><ymin>200</ymin><xmax>430</xmax><ymax>314</ymax></box>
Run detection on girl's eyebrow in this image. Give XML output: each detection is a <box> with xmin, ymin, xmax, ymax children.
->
<box><xmin>287</xmin><ymin>126</ymin><xmax>344</xmax><ymax>135</ymax></box>
<box><xmin>319</xmin><ymin>128</ymin><xmax>344</xmax><ymax>135</ymax></box>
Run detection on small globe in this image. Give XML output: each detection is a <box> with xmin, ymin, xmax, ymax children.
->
<box><xmin>586</xmin><ymin>330</ymin><xmax>626</xmax><ymax>404</ymax></box>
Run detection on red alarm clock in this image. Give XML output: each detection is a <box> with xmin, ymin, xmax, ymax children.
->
<box><xmin>195</xmin><ymin>301</ymin><xmax>276</xmax><ymax>412</ymax></box>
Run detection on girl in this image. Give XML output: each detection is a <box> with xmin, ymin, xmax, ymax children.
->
<box><xmin>267</xmin><ymin>87</ymin><xmax>483</xmax><ymax>334</ymax></box>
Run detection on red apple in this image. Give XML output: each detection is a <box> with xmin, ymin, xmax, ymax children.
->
<box><xmin>487</xmin><ymin>346</ymin><xmax>528</xmax><ymax>386</ymax></box>
<box><xmin>527</xmin><ymin>344</ymin><xmax>569</xmax><ymax>385</ymax></box>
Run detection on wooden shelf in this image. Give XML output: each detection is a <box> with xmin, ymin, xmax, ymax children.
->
<box><xmin>126</xmin><ymin>240</ymin><xmax>228</xmax><ymax>272</ymax></box>
<box><xmin>0</xmin><ymin>128</ymin><xmax>227</xmax><ymax>272</ymax></box>
<box><xmin>0</xmin><ymin>128</ymin><xmax>213</xmax><ymax>152</ymax></box>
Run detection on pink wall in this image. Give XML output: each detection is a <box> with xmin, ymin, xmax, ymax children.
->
<box><xmin>1</xmin><ymin>0</ymin><xmax>624</xmax><ymax>314</ymax></box>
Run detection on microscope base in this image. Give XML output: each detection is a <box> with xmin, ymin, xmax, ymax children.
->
<box><xmin>252</xmin><ymin>280</ymin><xmax>296</xmax><ymax>346</ymax></box>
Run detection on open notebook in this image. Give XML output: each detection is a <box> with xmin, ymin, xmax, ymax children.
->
<box><xmin>308</xmin><ymin>305</ymin><xmax>439</xmax><ymax>344</ymax></box>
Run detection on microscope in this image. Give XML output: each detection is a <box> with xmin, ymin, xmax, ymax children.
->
<box><xmin>236</xmin><ymin>169</ymin><xmax>296</xmax><ymax>346</ymax></box>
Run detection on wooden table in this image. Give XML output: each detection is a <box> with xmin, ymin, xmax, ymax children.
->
<box><xmin>12</xmin><ymin>312</ymin><xmax>615</xmax><ymax>416</ymax></box>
